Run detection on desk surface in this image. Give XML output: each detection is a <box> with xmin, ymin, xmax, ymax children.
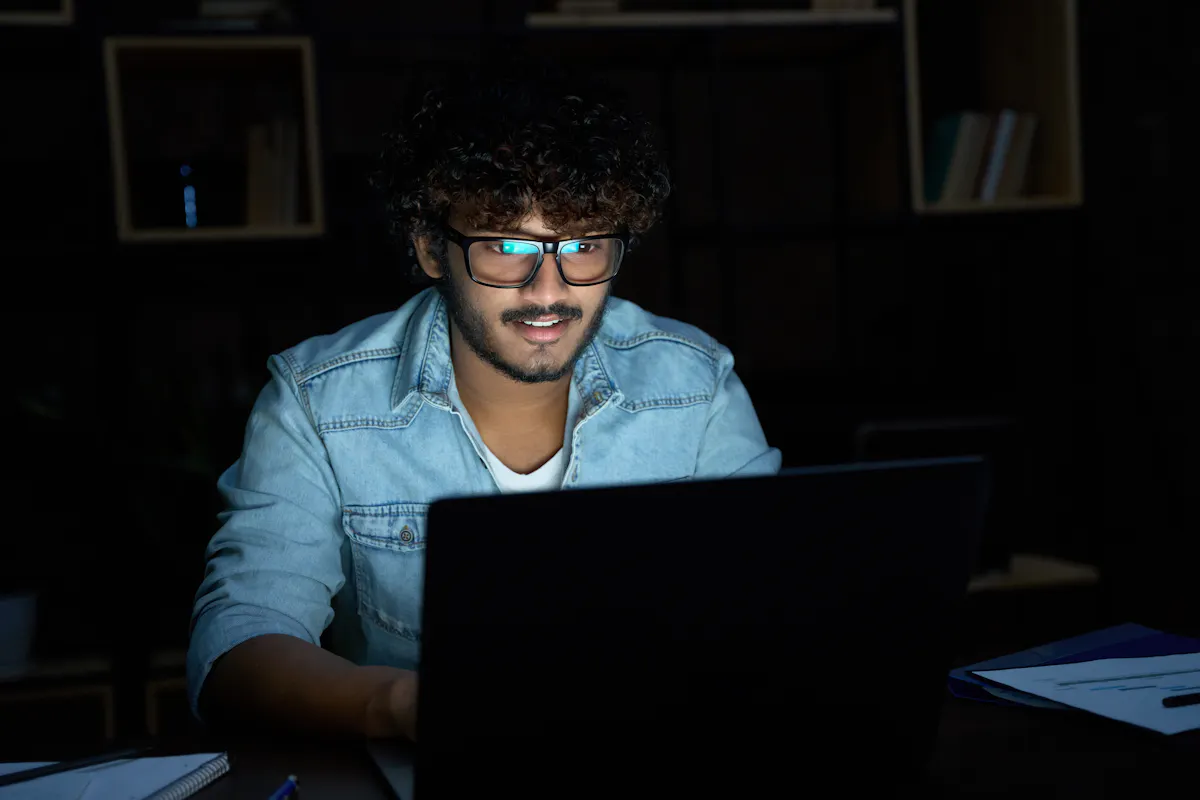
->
<box><xmin>182</xmin><ymin>695</ymin><xmax>1198</xmax><ymax>799</ymax></box>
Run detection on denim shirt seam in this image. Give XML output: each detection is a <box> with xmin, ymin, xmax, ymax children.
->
<box><xmin>618</xmin><ymin>392</ymin><xmax>714</xmax><ymax>412</ymax></box>
<box><xmin>289</xmin><ymin>347</ymin><xmax>404</xmax><ymax>385</ymax></box>
<box><xmin>601</xmin><ymin>330</ymin><xmax>719</xmax><ymax>362</ymax></box>
<box><xmin>417</xmin><ymin>294</ymin><xmax>453</xmax><ymax>400</ymax></box>
<box><xmin>342</xmin><ymin>501</ymin><xmax>431</xmax><ymax>515</ymax></box>
<box><xmin>275</xmin><ymin>352</ymin><xmax>320</xmax><ymax>428</ymax></box>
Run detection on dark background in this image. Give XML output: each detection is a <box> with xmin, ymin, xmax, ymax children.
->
<box><xmin>1</xmin><ymin>0</ymin><xmax>1195</xmax><ymax>749</ymax></box>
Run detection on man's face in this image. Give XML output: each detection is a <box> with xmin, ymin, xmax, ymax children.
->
<box><xmin>420</xmin><ymin>207</ymin><xmax>613</xmax><ymax>384</ymax></box>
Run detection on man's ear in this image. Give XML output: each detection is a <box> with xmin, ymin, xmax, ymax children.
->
<box><xmin>413</xmin><ymin>236</ymin><xmax>443</xmax><ymax>280</ymax></box>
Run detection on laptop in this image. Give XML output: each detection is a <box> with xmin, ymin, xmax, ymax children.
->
<box><xmin>369</xmin><ymin>456</ymin><xmax>988</xmax><ymax>798</ymax></box>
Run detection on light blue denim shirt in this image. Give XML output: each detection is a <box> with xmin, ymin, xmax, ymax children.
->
<box><xmin>186</xmin><ymin>287</ymin><xmax>781</xmax><ymax>717</ymax></box>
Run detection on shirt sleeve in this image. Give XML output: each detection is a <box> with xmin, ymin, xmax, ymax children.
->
<box><xmin>693</xmin><ymin>347</ymin><xmax>783</xmax><ymax>480</ymax></box>
<box><xmin>186</xmin><ymin>353</ymin><xmax>347</xmax><ymax>721</ymax></box>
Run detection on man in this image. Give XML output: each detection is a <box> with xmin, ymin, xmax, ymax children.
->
<box><xmin>187</xmin><ymin>62</ymin><xmax>780</xmax><ymax>742</ymax></box>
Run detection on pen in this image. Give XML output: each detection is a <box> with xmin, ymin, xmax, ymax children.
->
<box><xmin>1162</xmin><ymin>692</ymin><xmax>1200</xmax><ymax>709</ymax></box>
<box><xmin>267</xmin><ymin>774</ymin><xmax>299</xmax><ymax>800</ymax></box>
<box><xmin>0</xmin><ymin>745</ymin><xmax>154</xmax><ymax>788</ymax></box>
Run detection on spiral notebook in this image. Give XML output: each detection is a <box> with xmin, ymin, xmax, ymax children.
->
<box><xmin>0</xmin><ymin>753</ymin><xmax>229</xmax><ymax>800</ymax></box>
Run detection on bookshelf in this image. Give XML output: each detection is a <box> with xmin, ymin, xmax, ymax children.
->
<box><xmin>103</xmin><ymin>36</ymin><xmax>325</xmax><ymax>243</ymax></box>
<box><xmin>905</xmin><ymin>0</ymin><xmax>1082</xmax><ymax>213</ymax></box>
<box><xmin>526</xmin><ymin>2</ymin><xmax>1082</xmax><ymax>219</ymax></box>
<box><xmin>0</xmin><ymin>0</ymin><xmax>72</xmax><ymax>26</ymax></box>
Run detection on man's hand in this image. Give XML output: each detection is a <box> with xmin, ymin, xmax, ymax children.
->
<box><xmin>364</xmin><ymin>668</ymin><xmax>419</xmax><ymax>741</ymax></box>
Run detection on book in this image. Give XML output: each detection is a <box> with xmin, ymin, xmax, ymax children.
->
<box><xmin>273</xmin><ymin>116</ymin><xmax>300</xmax><ymax>225</ymax></box>
<box><xmin>940</xmin><ymin>112</ymin><xmax>991</xmax><ymax>204</ymax></box>
<box><xmin>923</xmin><ymin>114</ymin><xmax>961</xmax><ymax>206</ymax></box>
<box><xmin>924</xmin><ymin>111</ymin><xmax>991</xmax><ymax>206</ymax></box>
<box><xmin>0</xmin><ymin>753</ymin><xmax>229</xmax><ymax>799</ymax></box>
<box><xmin>246</xmin><ymin>123</ymin><xmax>275</xmax><ymax>225</ymax></box>
<box><xmin>995</xmin><ymin>113</ymin><xmax>1038</xmax><ymax>199</ymax></box>
<box><xmin>977</xmin><ymin>108</ymin><xmax>1018</xmax><ymax>201</ymax></box>
<box><xmin>246</xmin><ymin>117</ymin><xmax>300</xmax><ymax>226</ymax></box>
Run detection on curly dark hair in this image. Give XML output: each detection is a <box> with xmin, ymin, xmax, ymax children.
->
<box><xmin>371</xmin><ymin>60</ymin><xmax>671</xmax><ymax>281</ymax></box>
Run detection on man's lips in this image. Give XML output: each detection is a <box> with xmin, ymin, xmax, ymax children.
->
<box><xmin>511</xmin><ymin>316</ymin><xmax>572</xmax><ymax>343</ymax></box>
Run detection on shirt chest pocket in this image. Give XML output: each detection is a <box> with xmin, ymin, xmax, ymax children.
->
<box><xmin>341</xmin><ymin>503</ymin><xmax>429</xmax><ymax>643</ymax></box>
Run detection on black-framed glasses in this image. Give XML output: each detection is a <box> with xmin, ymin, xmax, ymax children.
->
<box><xmin>443</xmin><ymin>225</ymin><xmax>627</xmax><ymax>289</ymax></box>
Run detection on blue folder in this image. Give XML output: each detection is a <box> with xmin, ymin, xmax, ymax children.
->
<box><xmin>949</xmin><ymin>622</ymin><xmax>1200</xmax><ymax>708</ymax></box>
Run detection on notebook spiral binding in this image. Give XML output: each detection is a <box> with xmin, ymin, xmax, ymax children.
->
<box><xmin>144</xmin><ymin>754</ymin><xmax>230</xmax><ymax>800</ymax></box>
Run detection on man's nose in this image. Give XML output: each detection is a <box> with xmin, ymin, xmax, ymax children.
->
<box><xmin>520</xmin><ymin>253</ymin><xmax>570</xmax><ymax>307</ymax></box>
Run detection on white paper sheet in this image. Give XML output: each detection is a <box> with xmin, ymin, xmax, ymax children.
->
<box><xmin>0</xmin><ymin>762</ymin><xmax>90</xmax><ymax>800</ymax></box>
<box><xmin>974</xmin><ymin>652</ymin><xmax>1200</xmax><ymax>735</ymax></box>
<box><xmin>0</xmin><ymin>754</ymin><xmax>222</xmax><ymax>800</ymax></box>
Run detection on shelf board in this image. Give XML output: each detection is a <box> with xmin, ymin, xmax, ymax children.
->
<box><xmin>0</xmin><ymin>1</ymin><xmax>73</xmax><ymax>26</ymax></box>
<box><xmin>917</xmin><ymin>196</ymin><xmax>1082</xmax><ymax>215</ymax></box>
<box><xmin>0</xmin><ymin>655</ymin><xmax>111</xmax><ymax>685</ymax></box>
<box><xmin>119</xmin><ymin>224</ymin><xmax>324</xmax><ymax>243</ymax></box>
<box><xmin>526</xmin><ymin>8</ymin><xmax>898</xmax><ymax>29</ymax></box>
<box><xmin>967</xmin><ymin>553</ymin><xmax>1100</xmax><ymax>593</ymax></box>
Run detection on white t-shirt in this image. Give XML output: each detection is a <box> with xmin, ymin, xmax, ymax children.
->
<box><xmin>483</xmin><ymin>445</ymin><xmax>567</xmax><ymax>493</ymax></box>
<box><xmin>449</xmin><ymin>373</ymin><xmax>569</xmax><ymax>493</ymax></box>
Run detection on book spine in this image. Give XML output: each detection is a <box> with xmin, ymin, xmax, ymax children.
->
<box><xmin>978</xmin><ymin>109</ymin><xmax>1018</xmax><ymax>201</ymax></box>
<box><xmin>923</xmin><ymin>113</ymin><xmax>962</xmax><ymax>205</ymax></box>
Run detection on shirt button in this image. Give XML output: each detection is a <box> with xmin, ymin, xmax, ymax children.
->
<box><xmin>399</xmin><ymin>525</ymin><xmax>414</xmax><ymax>544</ymax></box>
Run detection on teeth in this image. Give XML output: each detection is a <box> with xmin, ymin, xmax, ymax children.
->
<box><xmin>522</xmin><ymin>320</ymin><xmax>561</xmax><ymax>327</ymax></box>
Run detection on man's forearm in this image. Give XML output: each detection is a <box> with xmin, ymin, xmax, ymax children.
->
<box><xmin>198</xmin><ymin>634</ymin><xmax>405</xmax><ymax>738</ymax></box>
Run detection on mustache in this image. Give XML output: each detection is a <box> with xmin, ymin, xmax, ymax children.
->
<box><xmin>500</xmin><ymin>303</ymin><xmax>584</xmax><ymax>324</ymax></box>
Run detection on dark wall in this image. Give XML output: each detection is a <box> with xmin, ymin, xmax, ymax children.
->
<box><xmin>1073</xmin><ymin>3</ymin><xmax>1197</xmax><ymax>635</ymax></box>
<box><xmin>2</xmin><ymin>0</ymin><xmax>1195</xmax><ymax>662</ymax></box>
